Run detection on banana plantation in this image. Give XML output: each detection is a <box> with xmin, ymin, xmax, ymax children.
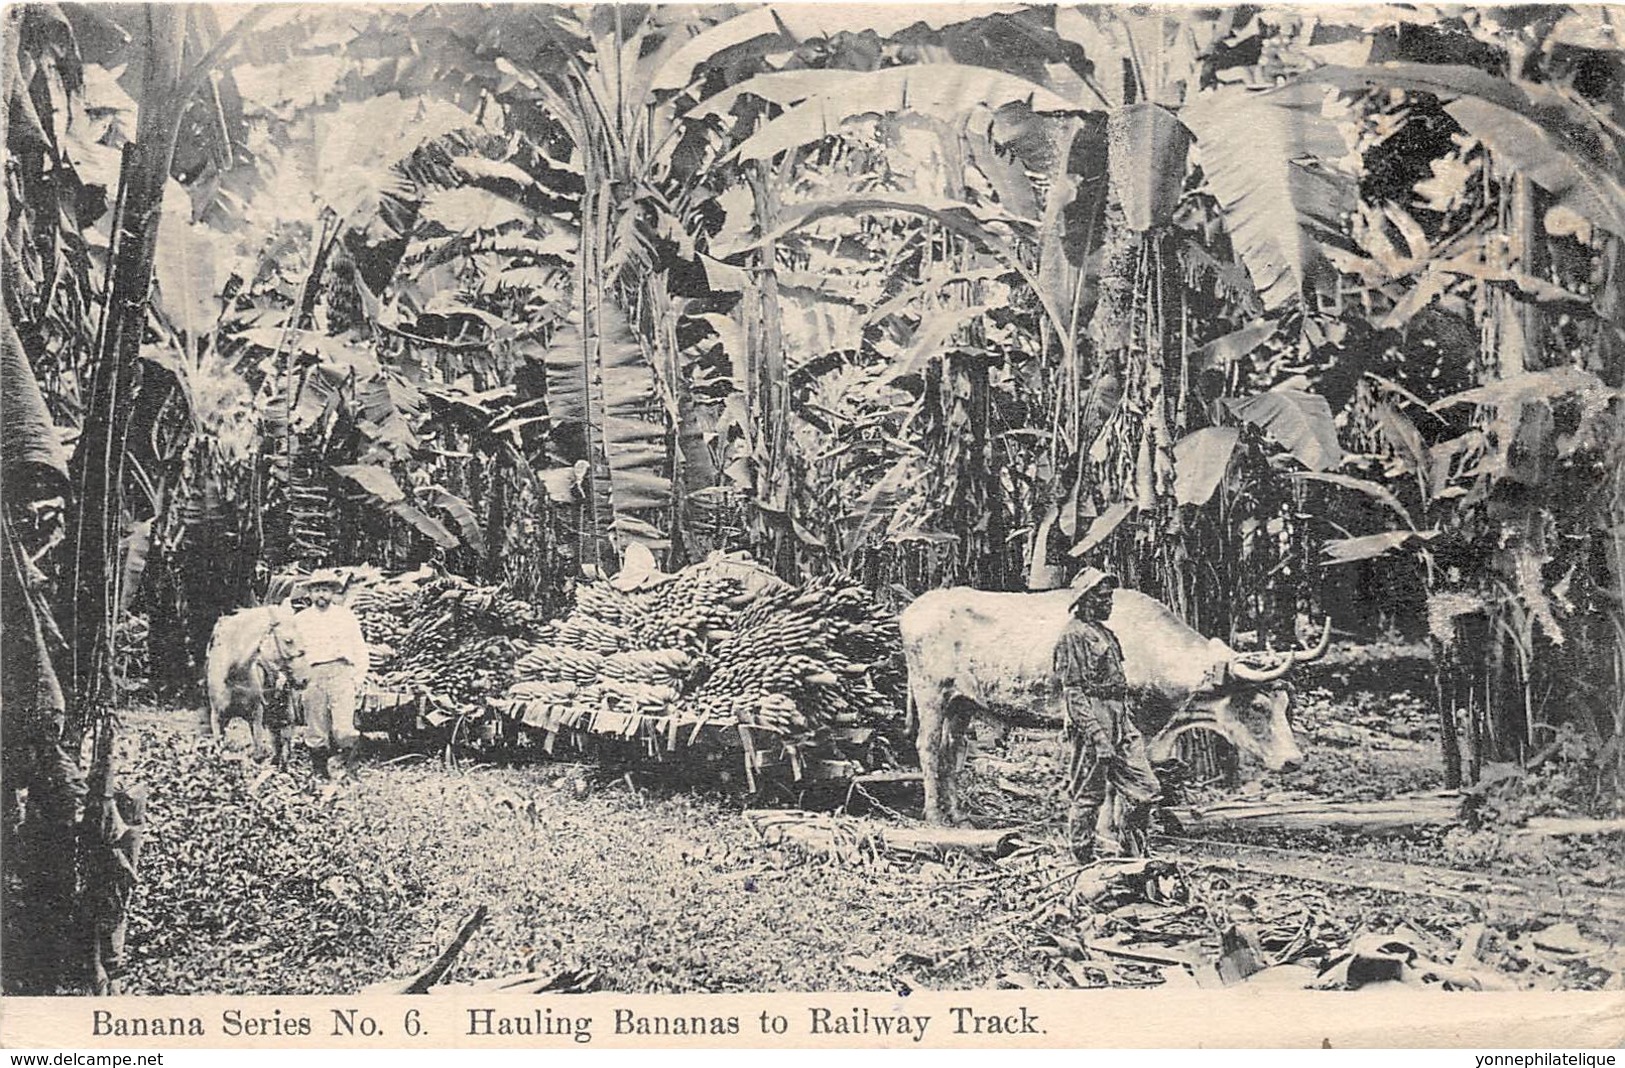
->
<box><xmin>3</xmin><ymin>3</ymin><xmax>1624</xmax><ymax>1001</ymax></box>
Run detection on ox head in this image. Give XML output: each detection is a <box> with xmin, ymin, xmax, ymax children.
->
<box><xmin>1150</xmin><ymin>619</ymin><xmax>1329</xmax><ymax>772</ymax></box>
<box><xmin>1149</xmin><ymin>686</ymin><xmax>1304</xmax><ymax>773</ymax></box>
<box><xmin>259</xmin><ymin>605</ymin><xmax>304</xmax><ymax>668</ymax></box>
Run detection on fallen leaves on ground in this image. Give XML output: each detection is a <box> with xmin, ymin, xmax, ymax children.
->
<box><xmin>117</xmin><ymin>621</ymin><xmax>1625</xmax><ymax>998</ymax></box>
<box><xmin>122</xmin><ymin>711</ymin><xmax>1053</xmax><ymax>994</ymax></box>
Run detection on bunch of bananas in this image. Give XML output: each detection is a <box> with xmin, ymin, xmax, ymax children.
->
<box><xmin>626</xmin><ymin>571</ymin><xmax>745</xmax><ymax>652</ymax></box>
<box><xmin>491</xmin><ymin>557</ymin><xmax>905</xmax><ymax>777</ymax></box>
<box><xmin>571</xmin><ymin>583</ymin><xmax>638</xmax><ymax>627</ymax></box>
<box><xmin>597</xmin><ymin>648</ymin><xmax>694</xmax><ymax>686</ymax></box>
<box><xmin>353</xmin><ymin>571</ymin><xmax>546</xmax><ymax>711</ymax></box>
<box><xmin>513</xmin><ymin>643</ymin><xmax>606</xmax><ymax>686</ymax></box>
<box><xmin>545</xmin><ymin>616</ymin><xmax>633</xmax><ymax>655</ymax></box>
<box><xmin>685</xmin><ymin>578</ymin><xmax>902</xmax><ymax>737</ymax></box>
<box><xmin>378</xmin><ymin>632</ymin><xmax>520</xmax><ymax>705</ymax></box>
<box><xmin>351</xmin><ymin>578</ymin><xmax>427</xmax><ymax>655</ymax></box>
<box><xmin>591</xmin><ymin>679</ymin><xmax>680</xmax><ymax>714</ymax></box>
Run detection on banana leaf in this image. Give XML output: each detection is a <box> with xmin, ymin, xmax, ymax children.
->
<box><xmin>1225</xmin><ymin>389</ymin><xmax>1343</xmax><ymax>471</ymax></box>
<box><xmin>651</xmin><ymin>5</ymin><xmax>1024</xmax><ymax>92</ymax></box>
<box><xmin>719</xmin><ymin>65</ymin><xmax>1082</xmax><ymax>163</ymax></box>
<box><xmin>1182</xmin><ymin>88</ymin><xmax>1357</xmax><ymax>311</ymax></box>
<box><xmin>1301</xmin><ymin>63</ymin><xmax>1625</xmax><ymax>237</ymax></box>
<box><xmin>332</xmin><ymin>463</ymin><xmax>458</xmax><ymax>548</ymax></box>
<box><xmin>2</xmin><ymin>320</ymin><xmax>69</xmax><ymax>499</ymax></box>
<box><xmin>1173</xmin><ymin>427</ymin><xmax>1239</xmax><ymax>507</ymax></box>
<box><xmin>544</xmin><ymin>299</ymin><xmax>670</xmax><ymax>553</ymax></box>
<box><xmin>1322</xmin><ymin>529</ymin><xmax>1438</xmax><ymax>564</ymax></box>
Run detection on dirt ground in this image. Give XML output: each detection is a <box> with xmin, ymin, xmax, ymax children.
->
<box><xmin>115</xmin><ymin>642</ymin><xmax>1624</xmax><ymax>995</ymax></box>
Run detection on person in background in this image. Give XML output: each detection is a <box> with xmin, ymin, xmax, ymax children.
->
<box><xmin>292</xmin><ymin>570</ymin><xmax>370</xmax><ymax>783</ymax></box>
<box><xmin>1053</xmin><ymin>568</ymin><xmax>1161</xmax><ymax>863</ymax></box>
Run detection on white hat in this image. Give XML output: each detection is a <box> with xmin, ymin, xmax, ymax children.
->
<box><xmin>1069</xmin><ymin>567</ymin><xmax>1118</xmax><ymax>606</ymax></box>
<box><xmin>305</xmin><ymin>568</ymin><xmax>347</xmax><ymax>589</ymax></box>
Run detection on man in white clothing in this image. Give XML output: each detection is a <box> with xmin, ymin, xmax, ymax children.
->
<box><xmin>292</xmin><ymin>570</ymin><xmax>370</xmax><ymax>781</ymax></box>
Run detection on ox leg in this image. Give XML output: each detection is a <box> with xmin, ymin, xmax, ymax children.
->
<box><xmin>919</xmin><ymin>693</ymin><xmax>970</xmax><ymax>826</ymax></box>
<box><xmin>917</xmin><ymin>692</ymin><xmax>949</xmax><ymax>825</ymax></box>
<box><xmin>243</xmin><ymin>671</ymin><xmax>268</xmax><ymax>761</ymax></box>
<box><xmin>206</xmin><ymin>658</ymin><xmax>227</xmax><ymax>742</ymax></box>
<box><xmin>249</xmin><ymin>709</ymin><xmax>269</xmax><ymax>762</ymax></box>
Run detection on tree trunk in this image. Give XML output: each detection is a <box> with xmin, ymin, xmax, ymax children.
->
<box><xmin>1</xmin><ymin>519</ymin><xmax>86</xmax><ymax>994</ymax></box>
<box><xmin>54</xmin><ymin>7</ymin><xmax>187</xmax><ymax>995</ymax></box>
<box><xmin>747</xmin><ymin>165</ymin><xmax>791</xmax><ymax>577</ymax></box>
<box><xmin>63</xmin><ymin>7</ymin><xmax>187</xmax><ymax>715</ymax></box>
<box><xmin>1431</xmin><ymin>634</ymin><xmax>1465</xmax><ymax>790</ymax></box>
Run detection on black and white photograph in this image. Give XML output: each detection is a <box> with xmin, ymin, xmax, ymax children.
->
<box><xmin>2</xmin><ymin>0</ymin><xmax>1622</xmax><ymax>1042</ymax></box>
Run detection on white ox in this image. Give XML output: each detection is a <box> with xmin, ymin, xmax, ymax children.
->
<box><xmin>900</xmin><ymin>588</ymin><xmax>1328</xmax><ymax>824</ymax></box>
<box><xmin>205</xmin><ymin>604</ymin><xmax>304</xmax><ymax>757</ymax></box>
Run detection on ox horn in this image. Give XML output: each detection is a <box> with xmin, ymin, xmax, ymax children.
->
<box><xmin>1230</xmin><ymin>655</ymin><xmax>1294</xmax><ymax>684</ymax></box>
<box><xmin>1293</xmin><ymin>618</ymin><xmax>1333</xmax><ymax>662</ymax></box>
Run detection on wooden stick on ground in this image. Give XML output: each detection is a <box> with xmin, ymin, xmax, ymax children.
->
<box><xmin>380</xmin><ymin>906</ymin><xmax>489</xmax><ymax>995</ymax></box>
<box><xmin>744</xmin><ymin>810</ymin><xmax>1019</xmax><ymax>859</ymax></box>
<box><xmin>1164</xmin><ymin>793</ymin><xmax>1461</xmax><ymax>834</ymax></box>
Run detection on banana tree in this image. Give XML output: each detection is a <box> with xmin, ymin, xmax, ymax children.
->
<box><xmin>659</xmin><ymin>7</ymin><xmax>1103</xmax><ymax>582</ymax></box>
<box><xmin>1240</xmin><ymin>6</ymin><xmax>1625</xmax><ymax>792</ymax></box>
<box><xmin>2</xmin><ymin>0</ymin><xmax>279</xmax><ymax>994</ymax></box>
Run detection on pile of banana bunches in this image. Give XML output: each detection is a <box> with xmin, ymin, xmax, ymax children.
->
<box><xmin>351</xmin><ymin>574</ymin><xmax>546</xmax><ymax>709</ymax></box>
<box><xmin>494</xmin><ymin>560</ymin><xmax>905</xmax><ymax>753</ymax></box>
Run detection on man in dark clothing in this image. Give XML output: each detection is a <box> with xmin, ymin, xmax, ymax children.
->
<box><xmin>1054</xmin><ymin>568</ymin><xmax>1160</xmax><ymax>863</ymax></box>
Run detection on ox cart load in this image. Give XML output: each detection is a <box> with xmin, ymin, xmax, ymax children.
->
<box><xmin>322</xmin><ymin>556</ymin><xmax>910</xmax><ymax>790</ymax></box>
<box><xmin>489</xmin><ymin>552</ymin><xmax>911</xmax><ymax>792</ymax></box>
<box><xmin>347</xmin><ymin>569</ymin><xmax>544</xmax><ymax>747</ymax></box>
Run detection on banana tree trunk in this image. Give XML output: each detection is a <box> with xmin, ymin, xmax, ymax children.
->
<box><xmin>746</xmin><ymin>165</ymin><xmax>793</xmax><ymax>577</ymax></box>
<box><xmin>1610</xmin><ymin>484</ymin><xmax>1625</xmax><ymax>800</ymax></box>
<box><xmin>64</xmin><ymin>6</ymin><xmax>187</xmax><ymax>713</ymax></box>
<box><xmin>56</xmin><ymin>6</ymin><xmax>190</xmax><ymax>995</ymax></box>
<box><xmin>572</xmin><ymin>178</ymin><xmax>616</xmax><ymax>575</ymax></box>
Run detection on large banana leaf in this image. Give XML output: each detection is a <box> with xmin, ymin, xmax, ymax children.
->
<box><xmin>651</xmin><ymin>4</ymin><xmax>1024</xmax><ymax>92</ymax></box>
<box><xmin>1300</xmin><ymin>63</ymin><xmax>1625</xmax><ymax>238</ymax></box>
<box><xmin>1225</xmin><ymin>388</ymin><xmax>1343</xmax><ymax>471</ymax></box>
<box><xmin>543</xmin><ymin>299</ymin><xmax>670</xmax><ymax>551</ymax></box>
<box><xmin>1182</xmin><ymin>88</ymin><xmax>1357</xmax><ymax>311</ymax></box>
<box><xmin>154</xmin><ymin>181</ymin><xmax>226</xmax><ymax>340</ymax></box>
<box><xmin>2</xmin><ymin>320</ymin><xmax>68</xmax><ymax>499</ymax></box>
<box><xmin>1172</xmin><ymin>426</ymin><xmax>1239</xmax><ymax>506</ymax></box>
<box><xmin>423</xmin><ymin>485</ymin><xmax>485</xmax><ymax>557</ymax></box>
<box><xmin>310</xmin><ymin>94</ymin><xmax>474</xmax><ymax>221</ymax></box>
<box><xmin>417</xmin><ymin>186</ymin><xmax>533</xmax><ymax>234</ymax></box>
<box><xmin>1323</xmin><ymin>528</ymin><xmax>1438</xmax><ymax>564</ymax></box>
<box><xmin>356</xmin><ymin>372</ymin><xmax>424</xmax><ymax>459</ymax></box>
<box><xmin>1069</xmin><ymin>501</ymin><xmax>1134</xmax><ymax>558</ymax></box>
<box><xmin>1445</xmin><ymin>97</ymin><xmax>1625</xmax><ymax>238</ymax></box>
<box><xmin>756</xmin><ymin>194</ymin><xmax>1034</xmax><ymax>250</ymax></box>
<box><xmin>777</xmin><ymin>286</ymin><xmax>867</xmax><ymax>370</ymax></box>
<box><xmin>1291</xmin><ymin>471</ymin><xmax>1415</xmax><ymax>529</ymax></box>
<box><xmin>745</xmin><ymin>193</ymin><xmax>1069</xmax><ymax>367</ymax></box>
<box><xmin>332</xmin><ymin>463</ymin><xmax>459</xmax><ymax>548</ymax></box>
<box><xmin>1429</xmin><ymin>367</ymin><xmax>1615</xmax><ymax>412</ymax></box>
<box><xmin>704</xmin><ymin>66</ymin><xmax>1081</xmax><ymax>163</ymax></box>
<box><xmin>887</xmin><ymin>305</ymin><xmax>991</xmax><ymax>381</ymax></box>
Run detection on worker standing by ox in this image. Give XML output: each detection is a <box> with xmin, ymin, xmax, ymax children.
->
<box><xmin>292</xmin><ymin>570</ymin><xmax>370</xmax><ymax>783</ymax></box>
<box><xmin>1053</xmin><ymin>568</ymin><xmax>1161</xmax><ymax>863</ymax></box>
